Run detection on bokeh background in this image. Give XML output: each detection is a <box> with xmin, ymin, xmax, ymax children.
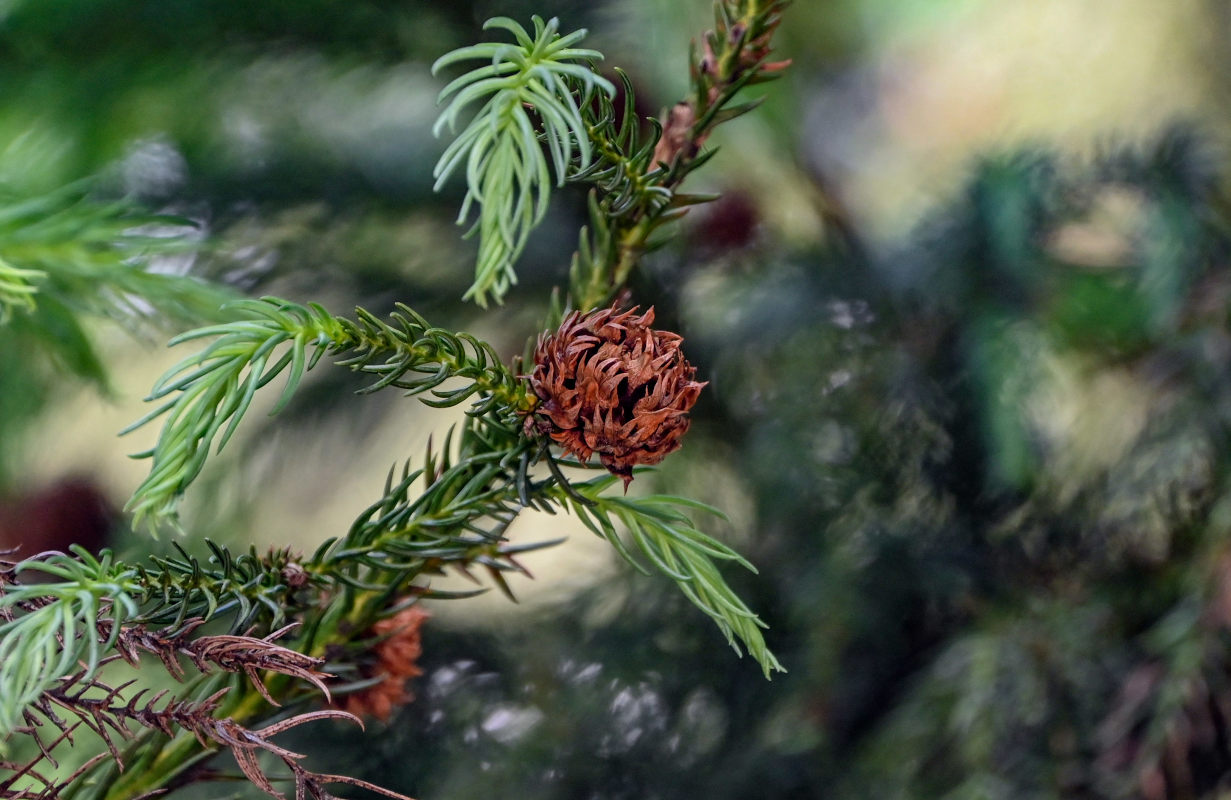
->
<box><xmin>6</xmin><ymin>0</ymin><xmax>1231</xmax><ymax>797</ymax></box>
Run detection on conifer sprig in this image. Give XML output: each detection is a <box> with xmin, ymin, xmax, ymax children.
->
<box><xmin>122</xmin><ymin>298</ymin><xmax>346</xmax><ymax>531</ymax></box>
<box><xmin>307</xmin><ymin>420</ymin><xmax>550</xmax><ymax>626</ymax></box>
<box><xmin>123</xmin><ymin>297</ymin><xmax>534</xmax><ymax>530</ymax></box>
<box><xmin>432</xmin><ymin>15</ymin><xmax>615</xmax><ymax>307</ymax></box>
<box><xmin>0</xmin><ymin>548</ymin><xmax>141</xmax><ymax>734</ymax></box>
<box><xmin>549</xmin><ymin>471</ymin><xmax>785</xmax><ymax>677</ymax></box>
<box><xmin>133</xmin><ymin>542</ymin><xmax>311</xmax><ymax>633</ymax></box>
<box><xmin>0</xmin><ymin>182</ymin><xmax>232</xmax><ymax>399</ymax></box>
<box><xmin>321</xmin><ymin>414</ymin><xmax>784</xmax><ymax>676</ymax></box>
<box><xmin>569</xmin><ymin>0</ymin><xmax>791</xmax><ymax>310</ymax></box>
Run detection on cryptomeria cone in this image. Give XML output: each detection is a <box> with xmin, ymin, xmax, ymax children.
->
<box><xmin>527</xmin><ymin>305</ymin><xmax>706</xmax><ymax>488</ymax></box>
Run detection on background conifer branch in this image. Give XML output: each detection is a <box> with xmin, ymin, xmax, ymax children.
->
<box><xmin>0</xmin><ymin>182</ymin><xmax>233</xmax><ymax>395</ymax></box>
<box><xmin>0</xmin><ymin>183</ymin><xmax>231</xmax><ymax>326</ymax></box>
<box><xmin>0</xmin><ymin>258</ymin><xmax>42</xmax><ymax>321</ymax></box>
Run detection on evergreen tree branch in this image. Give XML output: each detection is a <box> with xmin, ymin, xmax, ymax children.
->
<box><xmin>0</xmin><ymin>182</ymin><xmax>233</xmax><ymax>400</ymax></box>
<box><xmin>0</xmin><ymin>257</ymin><xmax>42</xmax><ymax>321</ymax></box>
<box><xmin>123</xmin><ymin>297</ymin><xmax>534</xmax><ymax>531</ymax></box>
<box><xmin>311</xmin><ymin>416</ymin><xmax>783</xmax><ymax>676</ymax></box>
<box><xmin>570</xmin><ymin>0</ymin><xmax>791</xmax><ymax>311</ymax></box>
<box><xmin>0</xmin><ymin>549</ymin><xmax>141</xmax><ymax>736</ymax></box>
<box><xmin>547</xmin><ymin>469</ymin><xmax>784</xmax><ymax>676</ymax></box>
<box><xmin>0</xmin><ymin>182</ymin><xmax>230</xmax><ymax>328</ymax></box>
<box><xmin>132</xmin><ymin>543</ymin><xmax>312</xmax><ymax>633</ymax></box>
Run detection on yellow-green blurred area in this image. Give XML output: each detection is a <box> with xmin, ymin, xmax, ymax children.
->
<box><xmin>7</xmin><ymin>0</ymin><xmax>1231</xmax><ymax>797</ymax></box>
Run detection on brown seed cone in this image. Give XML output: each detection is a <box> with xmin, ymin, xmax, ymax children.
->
<box><xmin>339</xmin><ymin>605</ymin><xmax>429</xmax><ymax>723</ymax></box>
<box><xmin>527</xmin><ymin>305</ymin><xmax>706</xmax><ymax>488</ymax></box>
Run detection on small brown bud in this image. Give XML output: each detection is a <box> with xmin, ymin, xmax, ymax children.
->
<box><xmin>652</xmin><ymin>103</ymin><xmax>697</xmax><ymax>169</ymax></box>
<box><xmin>700</xmin><ymin>38</ymin><xmax>719</xmax><ymax>77</ymax></box>
<box><xmin>281</xmin><ymin>562</ymin><xmax>309</xmax><ymax>589</ymax></box>
<box><xmin>527</xmin><ymin>305</ymin><xmax>706</xmax><ymax>488</ymax></box>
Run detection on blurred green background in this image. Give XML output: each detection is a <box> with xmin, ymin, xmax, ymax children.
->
<box><xmin>7</xmin><ymin>0</ymin><xmax>1231</xmax><ymax>797</ymax></box>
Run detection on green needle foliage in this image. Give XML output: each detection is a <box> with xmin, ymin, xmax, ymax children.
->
<box><xmin>432</xmin><ymin>16</ymin><xmax>614</xmax><ymax>307</ymax></box>
<box><xmin>133</xmin><ymin>541</ymin><xmax>308</xmax><ymax>632</ymax></box>
<box><xmin>0</xmin><ymin>182</ymin><xmax>228</xmax><ymax>327</ymax></box>
<box><xmin>569</xmin><ymin>0</ymin><xmax>791</xmax><ymax>310</ymax></box>
<box><xmin>552</xmin><ymin>472</ymin><xmax>784</xmax><ymax>677</ymax></box>
<box><xmin>0</xmin><ymin>548</ymin><xmax>140</xmax><ymax>734</ymax></box>
<box><xmin>0</xmin><ymin>257</ymin><xmax>42</xmax><ymax>321</ymax></box>
<box><xmin>123</xmin><ymin>298</ymin><xmax>347</xmax><ymax>530</ymax></box>
<box><xmin>123</xmin><ymin>296</ymin><xmax>533</xmax><ymax>531</ymax></box>
<box><xmin>0</xmin><ymin>180</ymin><xmax>234</xmax><ymax>410</ymax></box>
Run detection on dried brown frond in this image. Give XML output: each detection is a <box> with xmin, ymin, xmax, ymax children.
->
<box><xmin>527</xmin><ymin>305</ymin><xmax>706</xmax><ymax>488</ymax></box>
<box><xmin>337</xmin><ymin>605</ymin><xmax>429</xmax><ymax>723</ymax></box>
<box><xmin>11</xmin><ymin>680</ymin><xmax>415</xmax><ymax>800</ymax></box>
<box><xmin>1</xmin><ymin>718</ymin><xmax>109</xmax><ymax>800</ymax></box>
<box><xmin>115</xmin><ymin>620</ymin><xmax>332</xmax><ymax>704</ymax></box>
<box><xmin>3</xmin><ymin>617</ymin><xmax>343</xmax><ymax>800</ymax></box>
<box><xmin>195</xmin><ymin>708</ymin><xmax>416</xmax><ymax>800</ymax></box>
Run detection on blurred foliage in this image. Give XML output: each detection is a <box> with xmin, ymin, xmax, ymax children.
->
<box><xmin>310</xmin><ymin>127</ymin><xmax>1231</xmax><ymax>800</ymax></box>
<box><xmin>8</xmin><ymin>0</ymin><xmax>1231</xmax><ymax>799</ymax></box>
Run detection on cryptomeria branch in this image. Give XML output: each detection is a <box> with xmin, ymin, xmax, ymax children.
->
<box><xmin>0</xmin><ymin>257</ymin><xmax>42</xmax><ymax>321</ymax></box>
<box><xmin>548</xmin><ymin>471</ymin><xmax>784</xmax><ymax>677</ymax></box>
<box><xmin>0</xmin><ymin>182</ymin><xmax>232</xmax><ymax>325</ymax></box>
<box><xmin>0</xmin><ymin>549</ymin><xmax>141</xmax><ymax>735</ymax></box>
<box><xmin>122</xmin><ymin>293</ymin><xmax>783</xmax><ymax>686</ymax></box>
<box><xmin>123</xmin><ymin>297</ymin><xmax>535</xmax><ymax>530</ymax></box>
<box><xmin>570</xmin><ymin>0</ymin><xmax>791</xmax><ymax>310</ymax></box>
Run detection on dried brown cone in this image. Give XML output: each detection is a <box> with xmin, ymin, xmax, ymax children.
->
<box><xmin>339</xmin><ymin>605</ymin><xmax>429</xmax><ymax>723</ymax></box>
<box><xmin>527</xmin><ymin>305</ymin><xmax>706</xmax><ymax>488</ymax></box>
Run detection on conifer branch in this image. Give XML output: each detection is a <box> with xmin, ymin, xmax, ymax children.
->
<box><xmin>314</xmin><ymin>414</ymin><xmax>784</xmax><ymax>676</ymax></box>
<box><xmin>0</xmin><ymin>548</ymin><xmax>141</xmax><ymax>735</ymax></box>
<box><xmin>123</xmin><ymin>297</ymin><xmax>534</xmax><ymax>530</ymax></box>
<box><xmin>0</xmin><ymin>182</ymin><xmax>230</xmax><ymax>327</ymax></box>
<box><xmin>132</xmin><ymin>543</ymin><xmax>312</xmax><ymax>633</ymax></box>
<box><xmin>569</xmin><ymin>0</ymin><xmax>791</xmax><ymax>310</ymax></box>
<box><xmin>0</xmin><ymin>182</ymin><xmax>232</xmax><ymax>397</ymax></box>
<box><xmin>548</xmin><ymin>470</ymin><xmax>785</xmax><ymax>676</ymax></box>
